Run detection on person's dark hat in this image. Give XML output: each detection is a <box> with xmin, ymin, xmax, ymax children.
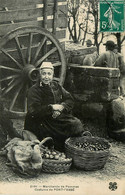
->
<box><xmin>103</xmin><ymin>40</ymin><xmax>116</xmax><ymax>48</ymax></box>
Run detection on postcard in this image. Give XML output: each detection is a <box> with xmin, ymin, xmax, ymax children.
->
<box><xmin>0</xmin><ymin>0</ymin><xmax>125</xmax><ymax>195</ymax></box>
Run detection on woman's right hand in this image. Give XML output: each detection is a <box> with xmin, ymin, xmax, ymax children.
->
<box><xmin>50</xmin><ymin>104</ymin><xmax>64</xmax><ymax>112</ymax></box>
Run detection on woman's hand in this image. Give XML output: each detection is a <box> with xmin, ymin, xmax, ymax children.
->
<box><xmin>51</xmin><ymin>104</ymin><xmax>64</xmax><ymax>112</ymax></box>
<box><xmin>50</xmin><ymin>104</ymin><xmax>64</xmax><ymax>118</ymax></box>
<box><xmin>52</xmin><ymin>110</ymin><xmax>61</xmax><ymax>118</ymax></box>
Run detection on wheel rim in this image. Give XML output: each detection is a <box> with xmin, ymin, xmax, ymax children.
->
<box><xmin>0</xmin><ymin>26</ymin><xmax>67</xmax><ymax>116</ymax></box>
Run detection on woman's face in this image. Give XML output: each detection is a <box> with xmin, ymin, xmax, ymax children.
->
<box><xmin>40</xmin><ymin>68</ymin><xmax>54</xmax><ymax>85</ymax></box>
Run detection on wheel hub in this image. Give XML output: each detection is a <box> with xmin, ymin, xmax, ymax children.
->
<box><xmin>22</xmin><ymin>64</ymin><xmax>39</xmax><ymax>82</ymax></box>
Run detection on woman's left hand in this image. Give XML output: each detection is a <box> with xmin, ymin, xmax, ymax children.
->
<box><xmin>51</xmin><ymin>104</ymin><xmax>64</xmax><ymax>112</ymax></box>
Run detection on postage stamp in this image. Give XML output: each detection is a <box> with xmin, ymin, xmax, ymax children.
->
<box><xmin>99</xmin><ymin>0</ymin><xmax>124</xmax><ymax>32</ymax></box>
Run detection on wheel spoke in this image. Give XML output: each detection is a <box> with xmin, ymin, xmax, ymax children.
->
<box><xmin>32</xmin><ymin>36</ymin><xmax>47</xmax><ymax>64</ymax></box>
<box><xmin>1</xmin><ymin>87</ymin><xmax>5</xmax><ymax>91</ymax></box>
<box><xmin>9</xmin><ymin>83</ymin><xmax>23</xmax><ymax>111</ymax></box>
<box><xmin>27</xmin><ymin>33</ymin><xmax>33</xmax><ymax>64</ymax></box>
<box><xmin>7</xmin><ymin>79</ymin><xmax>14</xmax><ymax>87</ymax></box>
<box><xmin>24</xmin><ymin>96</ymin><xmax>27</xmax><ymax>112</ymax></box>
<box><xmin>1</xmin><ymin>49</ymin><xmax>23</xmax><ymax>69</ymax></box>
<box><xmin>14</xmin><ymin>36</ymin><xmax>26</xmax><ymax>66</ymax></box>
<box><xmin>35</xmin><ymin>47</ymin><xmax>57</xmax><ymax>67</ymax></box>
<box><xmin>24</xmin><ymin>84</ymin><xmax>28</xmax><ymax>112</ymax></box>
<box><xmin>53</xmin><ymin>61</ymin><xmax>62</xmax><ymax>67</ymax></box>
<box><xmin>0</xmin><ymin>65</ymin><xmax>21</xmax><ymax>73</ymax></box>
<box><xmin>0</xmin><ymin>75</ymin><xmax>19</xmax><ymax>82</ymax></box>
<box><xmin>2</xmin><ymin>78</ymin><xmax>21</xmax><ymax>96</ymax></box>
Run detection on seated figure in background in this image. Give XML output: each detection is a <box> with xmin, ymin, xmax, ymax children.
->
<box><xmin>24</xmin><ymin>62</ymin><xmax>84</xmax><ymax>151</ymax></box>
<box><xmin>83</xmin><ymin>51</ymin><xmax>98</xmax><ymax>66</ymax></box>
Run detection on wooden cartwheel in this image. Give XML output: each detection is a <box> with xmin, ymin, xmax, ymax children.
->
<box><xmin>0</xmin><ymin>26</ymin><xmax>67</xmax><ymax>117</ymax></box>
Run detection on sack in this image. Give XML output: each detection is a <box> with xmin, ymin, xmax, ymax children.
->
<box><xmin>107</xmin><ymin>97</ymin><xmax>125</xmax><ymax>141</ymax></box>
<box><xmin>108</xmin><ymin>128</ymin><xmax>125</xmax><ymax>142</ymax></box>
<box><xmin>1</xmin><ymin>137</ymin><xmax>43</xmax><ymax>177</ymax></box>
<box><xmin>109</xmin><ymin>97</ymin><xmax>125</xmax><ymax>130</ymax></box>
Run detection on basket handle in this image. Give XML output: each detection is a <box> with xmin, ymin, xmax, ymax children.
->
<box><xmin>82</xmin><ymin>131</ymin><xmax>92</xmax><ymax>137</ymax></box>
<box><xmin>39</xmin><ymin>137</ymin><xmax>54</xmax><ymax>147</ymax></box>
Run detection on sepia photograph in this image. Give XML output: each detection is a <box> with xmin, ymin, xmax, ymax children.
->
<box><xmin>0</xmin><ymin>0</ymin><xmax>125</xmax><ymax>194</ymax></box>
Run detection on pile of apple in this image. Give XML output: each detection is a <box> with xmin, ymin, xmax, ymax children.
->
<box><xmin>42</xmin><ymin>148</ymin><xmax>67</xmax><ymax>160</ymax></box>
<box><xmin>75</xmin><ymin>141</ymin><xmax>108</xmax><ymax>151</ymax></box>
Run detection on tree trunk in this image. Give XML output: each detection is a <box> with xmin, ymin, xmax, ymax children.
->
<box><xmin>94</xmin><ymin>15</ymin><xmax>99</xmax><ymax>53</ymax></box>
<box><xmin>81</xmin><ymin>5</ymin><xmax>90</xmax><ymax>45</ymax></box>
<box><xmin>73</xmin><ymin>15</ymin><xmax>78</xmax><ymax>43</ymax></box>
<box><xmin>115</xmin><ymin>33</ymin><xmax>121</xmax><ymax>53</ymax></box>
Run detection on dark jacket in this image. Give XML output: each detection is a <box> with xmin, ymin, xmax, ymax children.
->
<box><xmin>26</xmin><ymin>81</ymin><xmax>74</xmax><ymax>119</ymax></box>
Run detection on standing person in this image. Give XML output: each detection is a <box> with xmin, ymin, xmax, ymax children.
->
<box><xmin>94</xmin><ymin>40</ymin><xmax>119</xmax><ymax>68</ymax></box>
<box><xmin>94</xmin><ymin>40</ymin><xmax>125</xmax><ymax>95</ymax></box>
<box><xmin>24</xmin><ymin>62</ymin><xmax>84</xmax><ymax>151</ymax></box>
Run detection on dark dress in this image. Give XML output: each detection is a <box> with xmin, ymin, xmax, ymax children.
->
<box><xmin>24</xmin><ymin>81</ymin><xmax>83</xmax><ymax>150</ymax></box>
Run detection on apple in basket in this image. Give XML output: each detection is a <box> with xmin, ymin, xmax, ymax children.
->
<box><xmin>75</xmin><ymin>141</ymin><xmax>108</xmax><ymax>151</ymax></box>
<box><xmin>42</xmin><ymin>148</ymin><xmax>67</xmax><ymax>160</ymax></box>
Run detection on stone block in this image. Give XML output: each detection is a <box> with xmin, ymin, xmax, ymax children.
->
<box><xmin>69</xmin><ymin>64</ymin><xmax>120</xmax><ymax>78</ymax></box>
<box><xmin>65</xmin><ymin>66</ymin><xmax>120</xmax><ymax>102</ymax></box>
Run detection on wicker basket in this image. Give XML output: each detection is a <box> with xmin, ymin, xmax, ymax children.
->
<box><xmin>42</xmin><ymin>158</ymin><xmax>72</xmax><ymax>173</ymax></box>
<box><xmin>65</xmin><ymin>132</ymin><xmax>111</xmax><ymax>171</ymax></box>
<box><xmin>40</xmin><ymin>137</ymin><xmax>72</xmax><ymax>174</ymax></box>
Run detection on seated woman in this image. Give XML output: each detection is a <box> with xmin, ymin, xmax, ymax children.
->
<box><xmin>24</xmin><ymin>62</ymin><xmax>84</xmax><ymax>150</ymax></box>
